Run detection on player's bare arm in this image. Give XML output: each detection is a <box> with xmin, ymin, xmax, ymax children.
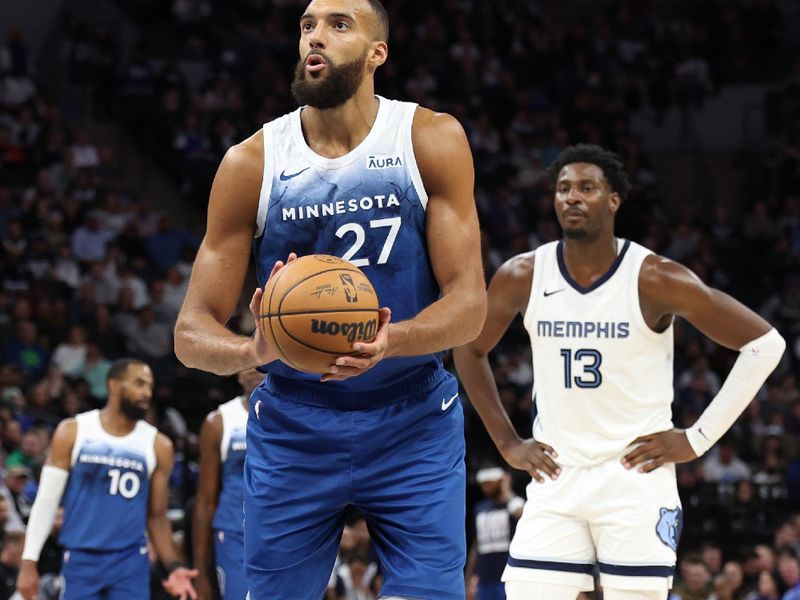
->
<box><xmin>17</xmin><ymin>419</ymin><xmax>76</xmax><ymax>600</ymax></box>
<box><xmin>174</xmin><ymin>132</ymin><xmax>293</xmax><ymax>376</ymax></box>
<box><xmin>149</xmin><ymin>433</ymin><xmax>198</xmax><ymax>600</ymax></box>
<box><xmin>623</xmin><ymin>255</ymin><xmax>785</xmax><ymax>472</ymax></box>
<box><xmin>325</xmin><ymin>109</ymin><xmax>487</xmax><ymax>380</ymax></box>
<box><xmin>192</xmin><ymin>412</ymin><xmax>223</xmax><ymax>600</ymax></box>
<box><xmin>453</xmin><ymin>253</ymin><xmax>560</xmax><ymax>483</ymax></box>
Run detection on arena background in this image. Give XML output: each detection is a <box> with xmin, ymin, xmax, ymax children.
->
<box><xmin>0</xmin><ymin>0</ymin><xmax>799</xmax><ymax>598</ymax></box>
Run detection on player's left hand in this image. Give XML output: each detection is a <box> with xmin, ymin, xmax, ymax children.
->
<box><xmin>162</xmin><ymin>567</ymin><xmax>199</xmax><ymax>600</ymax></box>
<box><xmin>621</xmin><ymin>428</ymin><xmax>698</xmax><ymax>473</ymax></box>
<box><xmin>321</xmin><ymin>307</ymin><xmax>392</xmax><ymax>382</ymax></box>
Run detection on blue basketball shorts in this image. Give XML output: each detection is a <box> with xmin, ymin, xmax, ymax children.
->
<box><xmin>243</xmin><ymin>367</ymin><xmax>466</xmax><ymax>600</ymax></box>
<box><xmin>61</xmin><ymin>544</ymin><xmax>149</xmax><ymax>600</ymax></box>
<box><xmin>215</xmin><ymin>529</ymin><xmax>248</xmax><ymax>600</ymax></box>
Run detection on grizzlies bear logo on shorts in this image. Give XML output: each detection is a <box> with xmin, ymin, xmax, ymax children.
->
<box><xmin>656</xmin><ymin>507</ymin><xmax>682</xmax><ymax>551</ymax></box>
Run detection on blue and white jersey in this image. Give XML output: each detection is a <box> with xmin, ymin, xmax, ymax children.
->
<box><xmin>474</xmin><ymin>499</ymin><xmax>516</xmax><ymax>584</ymax></box>
<box><xmin>60</xmin><ymin>410</ymin><xmax>157</xmax><ymax>551</ymax></box>
<box><xmin>523</xmin><ymin>239</ymin><xmax>674</xmax><ymax>467</ymax></box>
<box><xmin>254</xmin><ymin>96</ymin><xmax>440</xmax><ymax>392</ymax></box>
<box><xmin>212</xmin><ymin>396</ymin><xmax>248</xmax><ymax>533</ymax></box>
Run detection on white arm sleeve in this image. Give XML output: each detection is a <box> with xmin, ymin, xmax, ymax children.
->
<box><xmin>685</xmin><ymin>328</ymin><xmax>785</xmax><ymax>457</ymax></box>
<box><xmin>21</xmin><ymin>465</ymin><xmax>69</xmax><ymax>562</ymax></box>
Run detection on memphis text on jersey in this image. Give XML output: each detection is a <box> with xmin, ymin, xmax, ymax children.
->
<box><xmin>537</xmin><ymin>320</ymin><xmax>630</xmax><ymax>339</ymax></box>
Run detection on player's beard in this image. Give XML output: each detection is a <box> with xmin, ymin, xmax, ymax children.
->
<box><xmin>120</xmin><ymin>396</ymin><xmax>147</xmax><ymax>421</ymax></box>
<box><xmin>291</xmin><ymin>50</ymin><xmax>367</xmax><ymax>109</ymax></box>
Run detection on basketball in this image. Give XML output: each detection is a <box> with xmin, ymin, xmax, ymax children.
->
<box><xmin>259</xmin><ymin>255</ymin><xmax>380</xmax><ymax>374</ymax></box>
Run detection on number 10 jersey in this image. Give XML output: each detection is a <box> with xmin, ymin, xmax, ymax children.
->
<box><xmin>59</xmin><ymin>409</ymin><xmax>157</xmax><ymax>551</ymax></box>
<box><xmin>254</xmin><ymin>96</ymin><xmax>441</xmax><ymax>392</ymax></box>
<box><xmin>524</xmin><ymin>239</ymin><xmax>675</xmax><ymax>467</ymax></box>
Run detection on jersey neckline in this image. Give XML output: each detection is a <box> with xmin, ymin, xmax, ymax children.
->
<box><xmin>556</xmin><ymin>238</ymin><xmax>631</xmax><ymax>294</ymax></box>
<box><xmin>290</xmin><ymin>95</ymin><xmax>387</xmax><ymax>170</ymax></box>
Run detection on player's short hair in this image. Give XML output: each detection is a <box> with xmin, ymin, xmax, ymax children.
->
<box><xmin>547</xmin><ymin>144</ymin><xmax>632</xmax><ymax>203</ymax></box>
<box><xmin>364</xmin><ymin>0</ymin><xmax>389</xmax><ymax>42</ymax></box>
<box><xmin>107</xmin><ymin>358</ymin><xmax>147</xmax><ymax>384</ymax></box>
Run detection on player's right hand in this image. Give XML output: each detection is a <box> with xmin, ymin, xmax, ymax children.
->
<box><xmin>248</xmin><ymin>253</ymin><xmax>297</xmax><ymax>364</ymax></box>
<box><xmin>502</xmin><ymin>438</ymin><xmax>561</xmax><ymax>483</ymax></box>
<box><xmin>16</xmin><ymin>560</ymin><xmax>39</xmax><ymax>600</ymax></box>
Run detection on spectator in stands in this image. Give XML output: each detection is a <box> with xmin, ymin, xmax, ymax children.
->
<box><xmin>670</xmin><ymin>553</ymin><xmax>713</xmax><ymax>600</ymax></box>
<box><xmin>0</xmin><ymin>466</ymin><xmax>30</xmax><ymax>532</ymax></box>
<box><xmin>704</xmin><ymin>436</ymin><xmax>753</xmax><ymax>483</ymax></box>
<box><xmin>0</xmin><ymin>530</ymin><xmax>24</xmax><ymax>599</ymax></box>
<box><xmin>3</xmin><ymin>321</ymin><xmax>48</xmax><ymax>380</ymax></box>
<box><xmin>50</xmin><ymin>325</ymin><xmax>87</xmax><ymax>378</ymax></box>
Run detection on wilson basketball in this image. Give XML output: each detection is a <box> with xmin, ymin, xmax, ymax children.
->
<box><xmin>259</xmin><ymin>255</ymin><xmax>380</xmax><ymax>373</ymax></box>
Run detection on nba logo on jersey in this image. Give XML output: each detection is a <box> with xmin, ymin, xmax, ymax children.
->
<box><xmin>366</xmin><ymin>153</ymin><xmax>403</xmax><ymax>169</ymax></box>
<box><xmin>655</xmin><ymin>507</ymin><xmax>682</xmax><ymax>551</ymax></box>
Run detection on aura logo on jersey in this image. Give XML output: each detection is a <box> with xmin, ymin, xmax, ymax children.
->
<box><xmin>655</xmin><ymin>507</ymin><xmax>682</xmax><ymax>551</ymax></box>
<box><xmin>366</xmin><ymin>154</ymin><xmax>403</xmax><ymax>170</ymax></box>
<box><xmin>310</xmin><ymin>318</ymin><xmax>377</xmax><ymax>342</ymax></box>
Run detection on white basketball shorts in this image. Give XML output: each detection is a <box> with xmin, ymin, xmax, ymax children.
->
<box><xmin>503</xmin><ymin>458</ymin><xmax>681</xmax><ymax>592</ymax></box>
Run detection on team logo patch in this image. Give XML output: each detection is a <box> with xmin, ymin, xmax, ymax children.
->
<box><xmin>655</xmin><ymin>507</ymin><xmax>682</xmax><ymax>551</ymax></box>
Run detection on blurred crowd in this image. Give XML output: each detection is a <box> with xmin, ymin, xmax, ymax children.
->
<box><xmin>1</xmin><ymin>0</ymin><xmax>800</xmax><ymax>598</ymax></box>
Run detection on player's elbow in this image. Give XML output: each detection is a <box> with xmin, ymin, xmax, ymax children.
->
<box><xmin>173</xmin><ymin>317</ymin><xmax>196</xmax><ymax>369</ymax></box>
<box><xmin>460</xmin><ymin>288</ymin><xmax>488</xmax><ymax>344</ymax></box>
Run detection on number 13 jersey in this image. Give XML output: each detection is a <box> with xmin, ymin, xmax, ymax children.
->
<box><xmin>60</xmin><ymin>409</ymin><xmax>157</xmax><ymax>550</ymax></box>
<box><xmin>254</xmin><ymin>96</ymin><xmax>440</xmax><ymax>392</ymax></box>
<box><xmin>523</xmin><ymin>239</ymin><xmax>675</xmax><ymax>467</ymax></box>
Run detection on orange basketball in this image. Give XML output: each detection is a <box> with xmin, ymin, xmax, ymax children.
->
<box><xmin>259</xmin><ymin>255</ymin><xmax>380</xmax><ymax>374</ymax></box>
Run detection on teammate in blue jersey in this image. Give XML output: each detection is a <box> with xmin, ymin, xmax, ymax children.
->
<box><xmin>173</xmin><ymin>0</ymin><xmax>486</xmax><ymax>598</ymax></box>
<box><xmin>454</xmin><ymin>144</ymin><xmax>786</xmax><ymax>600</ymax></box>
<box><xmin>193</xmin><ymin>368</ymin><xmax>263</xmax><ymax>600</ymax></box>
<box><xmin>16</xmin><ymin>359</ymin><xmax>197</xmax><ymax>600</ymax></box>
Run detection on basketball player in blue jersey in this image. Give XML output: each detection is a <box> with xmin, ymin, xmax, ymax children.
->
<box><xmin>193</xmin><ymin>368</ymin><xmax>263</xmax><ymax>600</ymax></box>
<box><xmin>16</xmin><ymin>359</ymin><xmax>198</xmax><ymax>600</ymax></box>
<box><xmin>453</xmin><ymin>144</ymin><xmax>786</xmax><ymax>600</ymax></box>
<box><xmin>173</xmin><ymin>0</ymin><xmax>486</xmax><ymax>598</ymax></box>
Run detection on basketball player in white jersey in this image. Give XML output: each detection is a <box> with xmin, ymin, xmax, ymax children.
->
<box><xmin>16</xmin><ymin>359</ymin><xmax>197</xmax><ymax>600</ymax></box>
<box><xmin>174</xmin><ymin>0</ymin><xmax>485</xmax><ymax>598</ymax></box>
<box><xmin>453</xmin><ymin>144</ymin><xmax>786</xmax><ymax>600</ymax></box>
<box><xmin>193</xmin><ymin>368</ymin><xmax>263</xmax><ymax>600</ymax></box>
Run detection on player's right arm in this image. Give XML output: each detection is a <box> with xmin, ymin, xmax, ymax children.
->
<box><xmin>174</xmin><ymin>131</ymin><xmax>289</xmax><ymax>376</ymax></box>
<box><xmin>192</xmin><ymin>411</ymin><xmax>223</xmax><ymax>600</ymax></box>
<box><xmin>452</xmin><ymin>253</ymin><xmax>560</xmax><ymax>482</ymax></box>
<box><xmin>17</xmin><ymin>419</ymin><xmax>76</xmax><ymax>600</ymax></box>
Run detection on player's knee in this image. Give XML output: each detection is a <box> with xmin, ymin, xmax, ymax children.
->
<box><xmin>505</xmin><ymin>581</ymin><xmax>583</xmax><ymax>600</ymax></box>
<box><xmin>603</xmin><ymin>588</ymin><xmax>666</xmax><ymax>600</ymax></box>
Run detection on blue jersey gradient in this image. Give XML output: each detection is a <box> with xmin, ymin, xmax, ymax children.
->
<box><xmin>254</xmin><ymin>99</ymin><xmax>441</xmax><ymax>392</ymax></box>
<box><xmin>60</xmin><ymin>440</ymin><xmax>150</xmax><ymax>551</ymax></box>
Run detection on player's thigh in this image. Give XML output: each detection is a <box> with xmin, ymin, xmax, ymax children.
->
<box><xmin>355</xmin><ymin>373</ymin><xmax>466</xmax><ymax>600</ymax></box>
<box><xmin>603</xmin><ymin>589</ymin><xmax>666</xmax><ymax>600</ymax></box>
<box><xmin>60</xmin><ymin>549</ymin><xmax>119</xmax><ymax>600</ymax></box>
<box><xmin>106</xmin><ymin>545</ymin><xmax>151</xmax><ymax>600</ymax></box>
<box><xmin>505</xmin><ymin>581</ymin><xmax>583</xmax><ymax>600</ymax></box>
<box><xmin>590</xmin><ymin>462</ymin><xmax>680</xmax><ymax>593</ymax></box>
<box><xmin>244</xmin><ymin>389</ymin><xmax>350</xmax><ymax>599</ymax></box>
<box><xmin>214</xmin><ymin>529</ymin><xmax>248</xmax><ymax>600</ymax></box>
<box><xmin>503</xmin><ymin>468</ymin><xmax>595</xmax><ymax>592</ymax></box>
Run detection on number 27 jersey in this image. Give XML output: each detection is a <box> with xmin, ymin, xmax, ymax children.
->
<box><xmin>254</xmin><ymin>96</ymin><xmax>440</xmax><ymax>391</ymax></box>
<box><xmin>59</xmin><ymin>409</ymin><xmax>157</xmax><ymax>551</ymax></box>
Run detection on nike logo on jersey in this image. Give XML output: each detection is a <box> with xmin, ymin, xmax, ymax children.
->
<box><xmin>698</xmin><ymin>427</ymin><xmax>709</xmax><ymax>440</ymax></box>
<box><xmin>544</xmin><ymin>288</ymin><xmax>565</xmax><ymax>297</ymax></box>
<box><xmin>442</xmin><ymin>393</ymin><xmax>458</xmax><ymax>411</ymax></box>
<box><xmin>279</xmin><ymin>167</ymin><xmax>309</xmax><ymax>181</ymax></box>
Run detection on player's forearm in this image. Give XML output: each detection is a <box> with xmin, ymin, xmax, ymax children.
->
<box><xmin>453</xmin><ymin>345</ymin><xmax>520</xmax><ymax>452</ymax></box>
<box><xmin>685</xmin><ymin>328</ymin><xmax>785</xmax><ymax>456</ymax></box>
<box><xmin>148</xmin><ymin>514</ymin><xmax>180</xmax><ymax>566</ymax></box>
<box><xmin>191</xmin><ymin>498</ymin><xmax>216</xmax><ymax>572</ymax></box>
<box><xmin>174</xmin><ymin>311</ymin><xmax>262</xmax><ymax>375</ymax></box>
<box><xmin>386</xmin><ymin>288</ymin><xmax>486</xmax><ymax>358</ymax></box>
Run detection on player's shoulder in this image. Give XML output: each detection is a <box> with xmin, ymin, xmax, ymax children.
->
<box><xmin>639</xmin><ymin>253</ymin><xmax>696</xmax><ymax>288</ymax></box>
<box><xmin>53</xmin><ymin>417</ymin><xmax>78</xmax><ymax>442</ymax></box>
<box><xmin>411</xmin><ymin>106</ymin><xmax>467</xmax><ymax>144</ymax></box>
<box><xmin>222</xmin><ymin>129</ymin><xmax>264</xmax><ymax>173</ymax></box>
<box><xmin>154</xmin><ymin>431</ymin><xmax>175</xmax><ymax>456</ymax></box>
